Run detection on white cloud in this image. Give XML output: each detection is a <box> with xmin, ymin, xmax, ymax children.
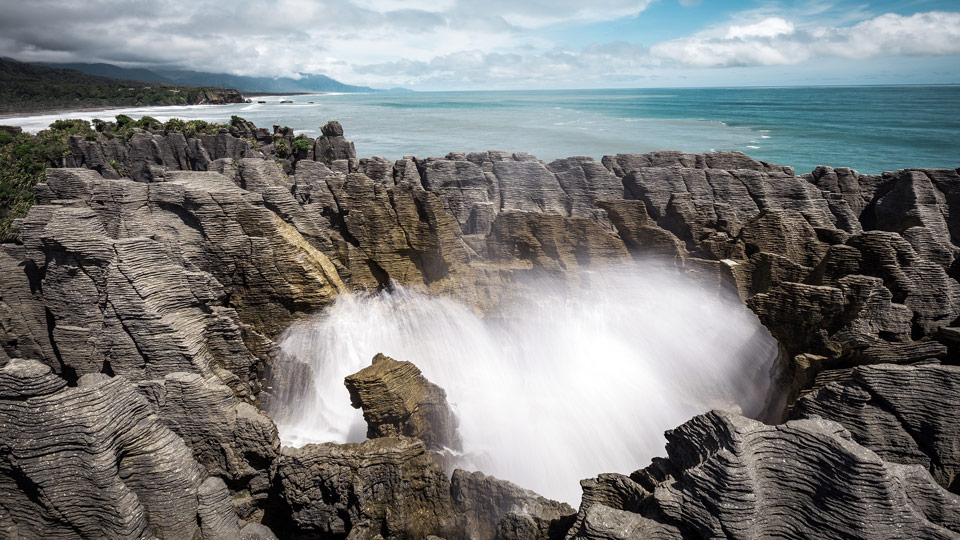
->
<box><xmin>351</xmin><ymin>0</ymin><xmax>457</xmax><ymax>13</ymax></box>
<box><xmin>0</xmin><ymin>1</ymin><xmax>958</xmax><ymax>89</ymax></box>
<box><xmin>725</xmin><ymin>17</ymin><xmax>795</xmax><ymax>40</ymax></box>
<box><xmin>652</xmin><ymin>11</ymin><xmax>960</xmax><ymax>68</ymax></box>
<box><xmin>0</xmin><ymin>0</ymin><xmax>655</xmax><ymax>80</ymax></box>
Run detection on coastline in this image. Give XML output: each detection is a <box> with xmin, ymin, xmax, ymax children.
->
<box><xmin>0</xmin><ymin>103</ymin><xmax>150</xmax><ymax>120</ymax></box>
<box><xmin>0</xmin><ymin>101</ymin><xmax>247</xmax><ymax>130</ymax></box>
<box><xmin>0</xmin><ymin>93</ymin><xmax>320</xmax><ymax>124</ymax></box>
<box><xmin>1</xmin><ymin>86</ymin><xmax>955</xmax><ymax>174</ymax></box>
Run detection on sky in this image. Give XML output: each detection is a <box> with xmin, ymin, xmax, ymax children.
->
<box><xmin>1</xmin><ymin>0</ymin><xmax>958</xmax><ymax>90</ymax></box>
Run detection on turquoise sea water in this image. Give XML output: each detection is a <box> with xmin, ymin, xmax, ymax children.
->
<box><xmin>4</xmin><ymin>85</ymin><xmax>959</xmax><ymax>174</ymax></box>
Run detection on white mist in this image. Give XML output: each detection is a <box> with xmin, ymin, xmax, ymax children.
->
<box><xmin>270</xmin><ymin>262</ymin><xmax>778</xmax><ymax>504</ymax></box>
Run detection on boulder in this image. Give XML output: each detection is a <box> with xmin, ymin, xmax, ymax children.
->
<box><xmin>451</xmin><ymin>469</ymin><xmax>575</xmax><ymax>540</ymax></box>
<box><xmin>345</xmin><ymin>353</ymin><xmax>462</xmax><ymax>452</ymax></box>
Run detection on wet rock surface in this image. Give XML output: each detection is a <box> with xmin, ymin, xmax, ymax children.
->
<box><xmin>345</xmin><ymin>353</ymin><xmax>463</xmax><ymax>452</ymax></box>
<box><xmin>1</xmin><ymin>121</ymin><xmax>959</xmax><ymax>538</ymax></box>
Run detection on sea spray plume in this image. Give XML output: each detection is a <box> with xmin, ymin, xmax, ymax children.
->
<box><xmin>268</xmin><ymin>260</ymin><xmax>779</xmax><ymax>503</ymax></box>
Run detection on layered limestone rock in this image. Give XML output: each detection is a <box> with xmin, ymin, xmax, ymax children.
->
<box><xmin>64</xmin><ymin>128</ymin><xmax>262</xmax><ymax>182</ymax></box>
<box><xmin>271</xmin><ymin>354</ymin><xmax>574</xmax><ymax>540</ymax></box>
<box><xmin>139</xmin><ymin>372</ymin><xmax>281</xmax><ymax>519</ymax></box>
<box><xmin>315</xmin><ymin>120</ymin><xmax>357</xmax><ymax>165</ymax></box>
<box><xmin>0</xmin><ymin>359</ymin><xmax>238</xmax><ymax>539</ymax></box>
<box><xmin>4</xmin><ymin>121</ymin><xmax>960</xmax><ymax>539</ymax></box>
<box><xmin>452</xmin><ymin>469</ymin><xmax>575</xmax><ymax>540</ymax></box>
<box><xmin>345</xmin><ymin>353</ymin><xmax>463</xmax><ymax>452</ymax></box>
<box><xmin>1</xmin><ymin>161</ymin><xmax>345</xmax><ymax>525</ymax></box>
<box><xmin>273</xmin><ymin>438</ymin><xmax>575</xmax><ymax>540</ymax></box>
<box><xmin>567</xmin><ymin>411</ymin><xmax>960</xmax><ymax>540</ymax></box>
<box><xmin>273</xmin><ymin>437</ymin><xmax>455</xmax><ymax>539</ymax></box>
<box><xmin>8</xmin><ymin>166</ymin><xmax>344</xmax><ymax>388</ymax></box>
<box><xmin>793</xmin><ymin>363</ymin><xmax>960</xmax><ymax>493</ymax></box>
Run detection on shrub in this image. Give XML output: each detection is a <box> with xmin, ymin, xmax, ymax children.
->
<box><xmin>163</xmin><ymin>118</ymin><xmax>187</xmax><ymax>132</ymax></box>
<box><xmin>274</xmin><ymin>138</ymin><xmax>288</xmax><ymax>157</ymax></box>
<box><xmin>134</xmin><ymin>116</ymin><xmax>162</xmax><ymax>130</ymax></box>
<box><xmin>48</xmin><ymin>119</ymin><xmax>93</xmax><ymax>135</ymax></box>
<box><xmin>292</xmin><ymin>135</ymin><xmax>311</xmax><ymax>153</ymax></box>
<box><xmin>115</xmin><ymin>114</ymin><xmax>135</xmax><ymax>129</ymax></box>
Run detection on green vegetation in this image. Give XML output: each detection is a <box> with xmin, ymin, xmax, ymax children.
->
<box><xmin>0</xmin><ymin>58</ymin><xmax>243</xmax><ymax>114</ymax></box>
<box><xmin>292</xmin><ymin>135</ymin><xmax>311</xmax><ymax>153</ymax></box>
<box><xmin>0</xmin><ymin>115</ymin><xmax>311</xmax><ymax>240</ymax></box>
<box><xmin>0</xmin><ymin>114</ymin><xmax>236</xmax><ymax>239</ymax></box>
<box><xmin>89</xmin><ymin>115</ymin><xmax>229</xmax><ymax>141</ymax></box>
<box><xmin>274</xmin><ymin>138</ymin><xmax>288</xmax><ymax>157</ymax></box>
<box><xmin>0</xmin><ymin>119</ymin><xmax>97</xmax><ymax>239</ymax></box>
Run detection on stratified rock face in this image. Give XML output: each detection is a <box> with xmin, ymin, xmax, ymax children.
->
<box><xmin>273</xmin><ymin>437</ymin><xmax>575</xmax><ymax>540</ymax></box>
<box><xmin>568</xmin><ymin>410</ymin><xmax>960</xmax><ymax>540</ymax></box>
<box><xmin>345</xmin><ymin>353</ymin><xmax>463</xmax><ymax>452</ymax></box>
<box><xmin>1</xmin><ymin>162</ymin><xmax>342</xmax><ymax>523</ymax></box>
<box><xmin>65</xmin><ymin>129</ymin><xmax>261</xmax><ymax>182</ymax></box>
<box><xmin>794</xmin><ymin>364</ymin><xmax>960</xmax><ymax>492</ymax></box>
<box><xmin>8</xmin><ymin>166</ymin><xmax>343</xmax><ymax>390</ymax></box>
<box><xmin>0</xmin><ymin>359</ymin><xmax>237</xmax><ymax>539</ymax></box>
<box><xmin>4</xmin><ymin>121</ymin><xmax>960</xmax><ymax>540</ymax></box>
<box><xmin>279</xmin><ymin>354</ymin><xmax>575</xmax><ymax>540</ymax></box>
<box><xmin>452</xmin><ymin>469</ymin><xmax>575</xmax><ymax>540</ymax></box>
<box><xmin>139</xmin><ymin>372</ymin><xmax>281</xmax><ymax>519</ymax></box>
<box><xmin>273</xmin><ymin>437</ymin><xmax>455</xmax><ymax>539</ymax></box>
<box><xmin>601</xmin><ymin>150</ymin><xmax>795</xmax><ymax>177</ymax></box>
<box><xmin>316</xmin><ymin>120</ymin><xmax>357</xmax><ymax>164</ymax></box>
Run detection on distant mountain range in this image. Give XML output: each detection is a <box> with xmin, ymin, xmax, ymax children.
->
<box><xmin>0</xmin><ymin>58</ymin><xmax>244</xmax><ymax>114</ymax></box>
<box><xmin>35</xmin><ymin>62</ymin><xmax>386</xmax><ymax>94</ymax></box>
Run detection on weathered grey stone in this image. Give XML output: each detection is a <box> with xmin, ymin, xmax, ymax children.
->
<box><xmin>316</xmin><ymin>121</ymin><xmax>357</xmax><ymax>162</ymax></box>
<box><xmin>199</xmin><ymin>477</ymin><xmax>243</xmax><ymax>540</ymax></box>
<box><xmin>452</xmin><ymin>469</ymin><xmax>575</xmax><ymax>540</ymax></box>
<box><xmin>794</xmin><ymin>363</ymin><xmax>960</xmax><ymax>492</ymax></box>
<box><xmin>274</xmin><ymin>437</ymin><xmax>455</xmax><ymax>539</ymax></box>
<box><xmin>0</xmin><ymin>359</ymin><xmax>238</xmax><ymax>539</ymax></box>
<box><xmin>569</xmin><ymin>410</ymin><xmax>960</xmax><ymax>540</ymax></box>
<box><xmin>142</xmin><ymin>372</ymin><xmax>280</xmax><ymax>519</ymax></box>
<box><xmin>345</xmin><ymin>353</ymin><xmax>462</xmax><ymax>452</ymax></box>
<box><xmin>8</xmin><ymin>122</ymin><xmax>960</xmax><ymax>540</ymax></box>
<box><xmin>846</xmin><ymin>231</ymin><xmax>960</xmax><ymax>335</ymax></box>
<box><xmin>241</xmin><ymin>522</ymin><xmax>281</xmax><ymax>540</ymax></box>
<box><xmin>601</xmin><ymin>151</ymin><xmax>794</xmax><ymax>177</ymax></box>
<box><xmin>422</xmin><ymin>158</ymin><xmax>498</xmax><ymax>234</ymax></box>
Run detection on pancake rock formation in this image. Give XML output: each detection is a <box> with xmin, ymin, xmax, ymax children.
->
<box><xmin>345</xmin><ymin>353</ymin><xmax>463</xmax><ymax>453</ymax></box>
<box><xmin>0</xmin><ymin>120</ymin><xmax>958</xmax><ymax>538</ymax></box>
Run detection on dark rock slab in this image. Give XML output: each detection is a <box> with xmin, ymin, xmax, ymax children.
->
<box><xmin>794</xmin><ymin>363</ymin><xmax>960</xmax><ymax>492</ymax></box>
<box><xmin>274</xmin><ymin>437</ymin><xmax>455</xmax><ymax>539</ymax></box>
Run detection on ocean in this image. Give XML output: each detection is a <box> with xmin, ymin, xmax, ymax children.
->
<box><xmin>4</xmin><ymin>85</ymin><xmax>959</xmax><ymax>175</ymax></box>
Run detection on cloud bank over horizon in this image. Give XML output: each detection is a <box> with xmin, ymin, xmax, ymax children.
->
<box><xmin>1</xmin><ymin>0</ymin><xmax>958</xmax><ymax>89</ymax></box>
